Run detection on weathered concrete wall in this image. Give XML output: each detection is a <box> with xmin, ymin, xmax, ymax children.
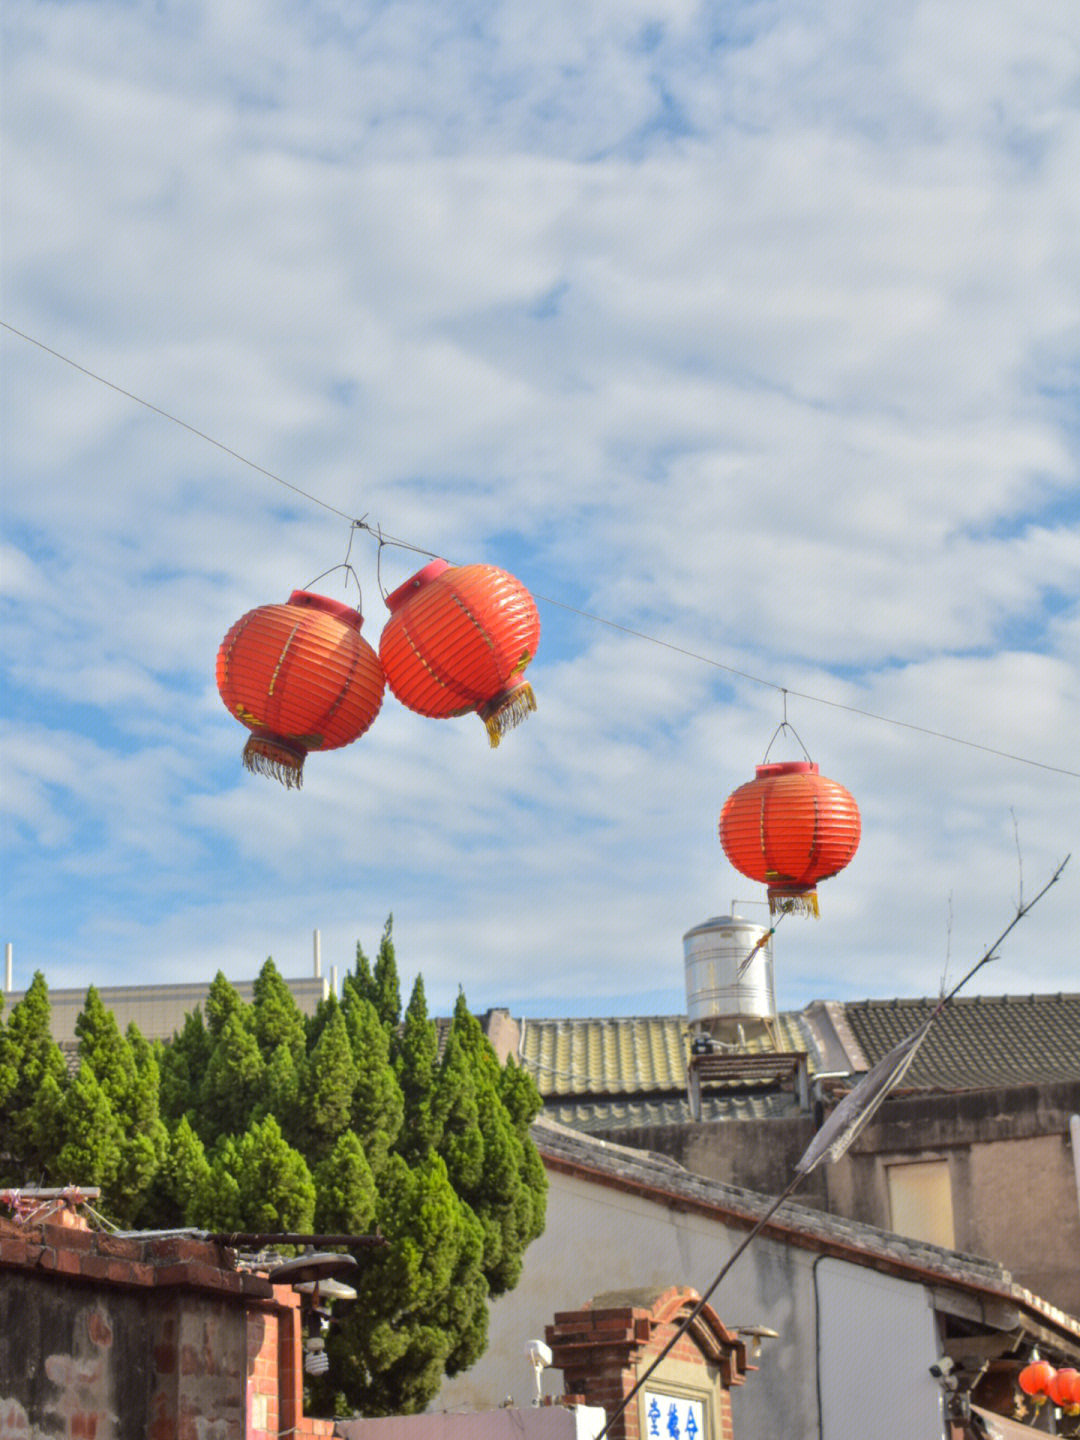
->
<box><xmin>597</xmin><ymin>1080</ymin><xmax>1080</xmax><ymax>1319</ymax></box>
<box><xmin>600</xmin><ymin>1112</ymin><xmax>827</xmax><ymax>1211</ymax></box>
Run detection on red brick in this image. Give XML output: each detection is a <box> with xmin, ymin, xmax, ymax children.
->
<box><xmin>94</xmin><ymin>1234</ymin><xmax>142</xmax><ymax>1261</ymax></box>
<box><xmin>42</xmin><ymin>1222</ymin><xmax>95</xmax><ymax>1252</ymax></box>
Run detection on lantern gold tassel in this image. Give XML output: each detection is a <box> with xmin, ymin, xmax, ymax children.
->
<box><xmin>768</xmin><ymin>890</ymin><xmax>820</xmax><ymax>918</ymax></box>
<box><xmin>481</xmin><ymin>682</ymin><xmax>537</xmax><ymax>748</ymax></box>
<box><xmin>242</xmin><ymin>736</ymin><xmax>306</xmax><ymax>789</ymax></box>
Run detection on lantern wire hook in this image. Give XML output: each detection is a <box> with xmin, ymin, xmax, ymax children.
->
<box><xmin>302</xmin><ymin>522</ymin><xmax>367</xmax><ymax>612</ymax></box>
<box><xmin>761</xmin><ymin>702</ymin><xmax>813</xmax><ymax>765</ymax></box>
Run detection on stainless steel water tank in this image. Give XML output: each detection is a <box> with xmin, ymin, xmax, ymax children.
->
<box><xmin>683</xmin><ymin>914</ymin><xmax>776</xmax><ymax>1044</ymax></box>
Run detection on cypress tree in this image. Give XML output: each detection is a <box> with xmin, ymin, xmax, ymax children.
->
<box><xmin>434</xmin><ymin>1024</ymin><xmax>484</xmax><ymax>1193</ymax></box>
<box><xmin>327</xmin><ymin>1151</ymin><xmax>486</xmax><ymax>1416</ymax></box>
<box><xmin>197</xmin><ymin>1115</ymin><xmax>315</xmax><ymax>1234</ymax></box>
<box><xmin>259</xmin><ymin>1041</ymin><xmax>301</xmax><ymax>1140</ymax></box>
<box><xmin>137</xmin><ymin>1114</ymin><xmax>211</xmax><ymax>1228</ymax></box>
<box><xmin>296</xmin><ymin>1001</ymin><xmax>358</xmax><ymax>1163</ymax></box>
<box><xmin>158</xmin><ymin>1008</ymin><xmax>212</xmax><ymax>1123</ymax></box>
<box><xmin>0</xmin><ymin>972</ymin><xmax>68</xmax><ymax>1176</ymax></box>
<box><xmin>440</xmin><ymin>992</ymin><xmax>547</xmax><ymax>1296</ymax></box>
<box><xmin>343</xmin><ymin>938</ymin><xmax>377</xmax><ymax>1011</ymax></box>
<box><xmin>198</xmin><ymin>1010</ymin><xmax>266</xmax><ymax>1145</ymax></box>
<box><xmin>205</xmin><ymin>971</ymin><xmax>245</xmax><ymax>1041</ymax></box>
<box><xmin>342</xmin><ymin>992</ymin><xmax>403</xmax><ymax>1176</ymax></box>
<box><xmin>75</xmin><ymin>993</ymin><xmax>166</xmax><ymax>1221</ymax></box>
<box><xmin>394</xmin><ymin>975</ymin><xmax>440</xmax><ymax>1163</ymax></box>
<box><xmin>372</xmin><ymin>916</ymin><xmax>401</xmax><ymax>1028</ymax></box>
<box><xmin>313</xmin><ymin>1130</ymin><xmax>377</xmax><ymax>1234</ymax></box>
<box><xmin>53</xmin><ymin>1061</ymin><xmax>123</xmax><ymax>1190</ymax></box>
<box><xmin>252</xmin><ymin>957</ymin><xmax>306</xmax><ymax>1062</ymax></box>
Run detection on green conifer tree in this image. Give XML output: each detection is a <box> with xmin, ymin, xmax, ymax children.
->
<box><xmin>158</xmin><ymin>1008</ymin><xmax>212</xmax><ymax>1123</ymax></box>
<box><xmin>0</xmin><ymin>972</ymin><xmax>69</xmax><ymax>1177</ymax></box>
<box><xmin>394</xmin><ymin>975</ymin><xmax>440</xmax><ymax>1163</ymax></box>
<box><xmin>196</xmin><ymin>1115</ymin><xmax>315</xmax><ymax>1234</ymax></box>
<box><xmin>372</xmin><ymin>916</ymin><xmax>401</xmax><ymax>1028</ymax></box>
<box><xmin>296</xmin><ymin>1002</ymin><xmax>359</xmax><ymax>1163</ymax></box>
<box><xmin>342</xmin><ymin>993</ymin><xmax>403</xmax><ymax>1176</ymax></box>
<box><xmin>439</xmin><ymin>993</ymin><xmax>547</xmax><ymax>1295</ymax></box>
<box><xmin>198</xmin><ymin>1010</ymin><xmax>266</xmax><ymax>1145</ymax></box>
<box><xmin>137</xmin><ymin>1113</ymin><xmax>212</xmax><ymax>1228</ymax></box>
<box><xmin>343</xmin><ymin>939</ymin><xmax>377</xmax><ymax>1011</ymax></box>
<box><xmin>74</xmin><ymin>992</ymin><xmax>167</xmax><ymax>1221</ymax></box>
<box><xmin>313</xmin><ymin>1130</ymin><xmax>377</xmax><ymax>1234</ymax></box>
<box><xmin>205</xmin><ymin>971</ymin><xmax>245</xmax><ymax>1041</ymax></box>
<box><xmin>259</xmin><ymin>1041</ymin><xmax>301</xmax><ymax>1139</ymax></box>
<box><xmin>252</xmin><ymin>957</ymin><xmax>307</xmax><ymax>1062</ymax></box>
<box><xmin>53</xmin><ymin>1061</ymin><xmax>123</xmax><ymax>1189</ymax></box>
<box><xmin>327</xmin><ymin>1151</ymin><xmax>487</xmax><ymax>1415</ymax></box>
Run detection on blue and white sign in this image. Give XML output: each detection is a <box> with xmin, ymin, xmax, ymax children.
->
<box><xmin>643</xmin><ymin>1389</ymin><xmax>706</xmax><ymax>1440</ymax></box>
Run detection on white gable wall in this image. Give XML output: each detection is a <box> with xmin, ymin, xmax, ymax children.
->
<box><xmin>437</xmin><ymin>1165</ymin><xmax>945</xmax><ymax>1440</ymax></box>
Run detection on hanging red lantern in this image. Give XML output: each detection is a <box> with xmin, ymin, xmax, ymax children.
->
<box><xmin>1048</xmin><ymin>1367</ymin><xmax>1080</xmax><ymax>1413</ymax></box>
<box><xmin>719</xmin><ymin>760</ymin><xmax>861</xmax><ymax>916</ymax></box>
<box><xmin>1018</xmin><ymin>1360</ymin><xmax>1055</xmax><ymax>1405</ymax></box>
<box><xmin>216</xmin><ymin>590</ymin><xmax>385</xmax><ymax>787</ymax></box>
<box><xmin>379</xmin><ymin>559</ymin><xmax>540</xmax><ymax>746</ymax></box>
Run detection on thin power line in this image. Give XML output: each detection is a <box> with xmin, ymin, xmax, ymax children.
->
<box><xmin>1</xmin><ymin>321</ymin><xmax>357</xmax><ymax>524</ymax></box>
<box><xmin>5</xmin><ymin>319</ymin><xmax>1079</xmax><ymax>781</ymax></box>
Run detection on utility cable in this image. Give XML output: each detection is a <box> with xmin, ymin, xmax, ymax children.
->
<box><xmin>4</xmin><ymin>319</ymin><xmax>1078</xmax><ymax>779</ymax></box>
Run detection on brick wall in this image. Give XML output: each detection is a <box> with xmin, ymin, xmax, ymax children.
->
<box><xmin>0</xmin><ymin>1211</ymin><xmax>334</xmax><ymax>1440</ymax></box>
<box><xmin>546</xmin><ymin>1286</ymin><xmax>748</xmax><ymax>1440</ymax></box>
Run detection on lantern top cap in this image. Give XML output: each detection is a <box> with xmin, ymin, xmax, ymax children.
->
<box><xmin>384</xmin><ymin>559</ymin><xmax>451</xmax><ymax>613</ymax></box>
<box><xmin>755</xmin><ymin>760</ymin><xmax>819</xmax><ymax>779</ymax></box>
<box><xmin>287</xmin><ymin>590</ymin><xmax>364</xmax><ymax>631</ymax></box>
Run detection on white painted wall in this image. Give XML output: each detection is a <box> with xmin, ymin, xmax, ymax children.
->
<box><xmin>437</xmin><ymin>1165</ymin><xmax>947</xmax><ymax>1440</ymax></box>
<box><xmin>816</xmin><ymin>1257</ymin><xmax>944</xmax><ymax>1437</ymax></box>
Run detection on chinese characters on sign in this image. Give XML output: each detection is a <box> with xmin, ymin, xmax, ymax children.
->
<box><xmin>644</xmin><ymin>1390</ymin><xmax>705</xmax><ymax>1440</ymax></box>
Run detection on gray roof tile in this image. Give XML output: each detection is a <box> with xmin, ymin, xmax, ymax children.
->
<box><xmin>840</xmin><ymin>993</ymin><xmax>1080</xmax><ymax>1090</ymax></box>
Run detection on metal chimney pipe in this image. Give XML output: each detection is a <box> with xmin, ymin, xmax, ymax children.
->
<box><xmin>313</xmin><ymin>929</ymin><xmax>322</xmax><ymax>979</ymax></box>
<box><xmin>330</xmin><ymin>964</ymin><xmax>339</xmax><ymax>998</ymax></box>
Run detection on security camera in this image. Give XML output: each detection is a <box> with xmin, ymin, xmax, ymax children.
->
<box><xmin>525</xmin><ymin>1340</ymin><xmax>553</xmax><ymax>1368</ymax></box>
<box><xmin>525</xmin><ymin>1339</ymin><xmax>553</xmax><ymax>1405</ymax></box>
<box><xmin>929</xmin><ymin>1358</ymin><xmax>958</xmax><ymax>1391</ymax></box>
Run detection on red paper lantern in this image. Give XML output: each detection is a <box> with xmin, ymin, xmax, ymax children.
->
<box><xmin>379</xmin><ymin>559</ymin><xmax>540</xmax><ymax>746</ymax></box>
<box><xmin>719</xmin><ymin>760</ymin><xmax>861</xmax><ymax>916</ymax></box>
<box><xmin>1049</xmin><ymin>1367</ymin><xmax>1080</xmax><ymax>1412</ymax></box>
<box><xmin>217</xmin><ymin>590</ymin><xmax>385</xmax><ymax>787</ymax></box>
<box><xmin>1018</xmin><ymin>1360</ymin><xmax>1055</xmax><ymax>1405</ymax></box>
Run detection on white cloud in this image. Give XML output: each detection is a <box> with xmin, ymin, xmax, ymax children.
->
<box><xmin>2</xmin><ymin>0</ymin><xmax>1078</xmax><ymax>1017</ymax></box>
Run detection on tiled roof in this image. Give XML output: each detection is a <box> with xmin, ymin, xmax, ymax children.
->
<box><xmin>544</xmin><ymin>1089</ymin><xmax>802</xmax><ymax>1133</ymax></box>
<box><xmin>839</xmin><ymin>993</ymin><xmax>1080</xmax><ymax>1091</ymax></box>
<box><xmin>519</xmin><ymin>1012</ymin><xmax>817</xmax><ymax>1100</ymax></box>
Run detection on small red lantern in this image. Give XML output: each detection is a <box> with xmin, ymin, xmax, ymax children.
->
<box><xmin>217</xmin><ymin>590</ymin><xmax>385</xmax><ymax>787</ymax></box>
<box><xmin>1018</xmin><ymin>1360</ymin><xmax>1055</xmax><ymax>1406</ymax></box>
<box><xmin>379</xmin><ymin>559</ymin><xmax>540</xmax><ymax>746</ymax></box>
<box><xmin>1048</xmin><ymin>1367</ymin><xmax>1080</xmax><ymax>1413</ymax></box>
<box><xmin>719</xmin><ymin>760</ymin><xmax>861</xmax><ymax>916</ymax></box>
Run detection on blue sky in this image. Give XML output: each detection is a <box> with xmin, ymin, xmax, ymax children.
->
<box><xmin>3</xmin><ymin>0</ymin><xmax>1079</xmax><ymax>1020</ymax></box>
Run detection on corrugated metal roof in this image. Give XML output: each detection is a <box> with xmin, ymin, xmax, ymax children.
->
<box><xmin>840</xmin><ymin>993</ymin><xmax>1080</xmax><ymax>1091</ymax></box>
<box><xmin>519</xmin><ymin>1012</ymin><xmax>818</xmax><ymax>1099</ymax></box>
